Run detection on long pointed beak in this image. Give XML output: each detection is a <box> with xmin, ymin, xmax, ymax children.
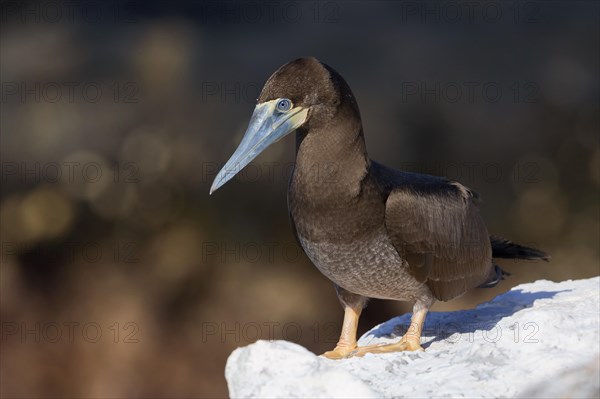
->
<box><xmin>210</xmin><ymin>100</ymin><xmax>308</xmax><ymax>194</ymax></box>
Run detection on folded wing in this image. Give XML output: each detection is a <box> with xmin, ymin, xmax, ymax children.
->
<box><xmin>372</xmin><ymin>162</ymin><xmax>492</xmax><ymax>301</ymax></box>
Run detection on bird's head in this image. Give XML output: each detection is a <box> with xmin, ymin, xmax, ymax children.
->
<box><xmin>210</xmin><ymin>57</ymin><xmax>357</xmax><ymax>194</ymax></box>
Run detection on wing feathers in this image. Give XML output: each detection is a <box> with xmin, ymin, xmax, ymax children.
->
<box><xmin>384</xmin><ymin>179</ymin><xmax>492</xmax><ymax>301</ymax></box>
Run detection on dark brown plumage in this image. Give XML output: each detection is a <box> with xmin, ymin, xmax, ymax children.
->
<box><xmin>211</xmin><ymin>57</ymin><xmax>549</xmax><ymax>358</ymax></box>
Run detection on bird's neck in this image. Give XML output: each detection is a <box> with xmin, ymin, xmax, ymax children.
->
<box><xmin>292</xmin><ymin>120</ymin><xmax>370</xmax><ymax>203</ymax></box>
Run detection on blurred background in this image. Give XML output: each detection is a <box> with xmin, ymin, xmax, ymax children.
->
<box><xmin>1</xmin><ymin>0</ymin><xmax>598</xmax><ymax>397</ymax></box>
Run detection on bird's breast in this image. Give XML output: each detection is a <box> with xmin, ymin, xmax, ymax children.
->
<box><xmin>295</xmin><ymin>224</ymin><xmax>426</xmax><ymax>301</ymax></box>
<box><xmin>288</xmin><ymin>173</ymin><xmax>428</xmax><ymax>301</ymax></box>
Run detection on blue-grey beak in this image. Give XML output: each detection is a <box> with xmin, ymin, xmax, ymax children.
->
<box><xmin>210</xmin><ymin>100</ymin><xmax>308</xmax><ymax>194</ymax></box>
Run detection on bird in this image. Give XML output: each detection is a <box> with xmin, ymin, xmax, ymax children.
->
<box><xmin>210</xmin><ymin>57</ymin><xmax>549</xmax><ymax>359</ymax></box>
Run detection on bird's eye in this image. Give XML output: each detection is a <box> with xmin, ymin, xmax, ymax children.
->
<box><xmin>277</xmin><ymin>98</ymin><xmax>292</xmax><ymax>112</ymax></box>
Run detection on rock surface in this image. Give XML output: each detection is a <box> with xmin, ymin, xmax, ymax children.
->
<box><xmin>225</xmin><ymin>277</ymin><xmax>600</xmax><ymax>398</ymax></box>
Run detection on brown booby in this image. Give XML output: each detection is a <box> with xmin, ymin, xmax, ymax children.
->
<box><xmin>210</xmin><ymin>57</ymin><xmax>549</xmax><ymax>359</ymax></box>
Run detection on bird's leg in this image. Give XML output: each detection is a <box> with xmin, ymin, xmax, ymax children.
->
<box><xmin>321</xmin><ymin>305</ymin><xmax>362</xmax><ymax>359</ymax></box>
<box><xmin>321</xmin><ymin>285</ymin><xmax>367</xmax><ymax>360</ymax></box>
<box><xmin>351</xmin><ymin>300</ymin><xmax>432</xmax><ymax>357</ymax></box>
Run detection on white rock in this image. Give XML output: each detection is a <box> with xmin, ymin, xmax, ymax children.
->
<box><xmin>225</xmin><ymin>277</ymin><xmax>600</xmax><ymax>398</ymax></box>
<box><xmin>225</xmin><ymin>340</ymin><xmax>377</xmax><ymax>398</ymax></box>
<box><xmin>519</xmin><ymin>356</ymin><xmax>600</xmax><ymax>398</ymax></box>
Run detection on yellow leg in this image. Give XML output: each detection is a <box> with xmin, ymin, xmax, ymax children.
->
<box><xmin>321</xmin><ymin>304</ymin><xmax>362</xmax><ymax>359</ymax></box>
<box><xmin>351</xmin><ymin>307</ymin><xmax>427</xmax><ymax>357</ymax></box>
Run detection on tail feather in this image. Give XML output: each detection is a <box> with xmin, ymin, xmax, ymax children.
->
<box><xmin>479</xmin><ymin>236</ymin><xmax>549</xmax><ymax>290</ymax></box>
<box><xmin>490</xmin><ymin>236</ymin><xmax>550</xmax><ymax>261</ymax></box>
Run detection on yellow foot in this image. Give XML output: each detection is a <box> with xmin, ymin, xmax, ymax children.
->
<box><xmin>351</xmin><ymin>340</ymin><xmax>424</xmax><ymax>357</ymax></box>
<box><xmin>321</xmin><ymin>345</ymin><xmax>357</xmax><ymax>359</ymax></box>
